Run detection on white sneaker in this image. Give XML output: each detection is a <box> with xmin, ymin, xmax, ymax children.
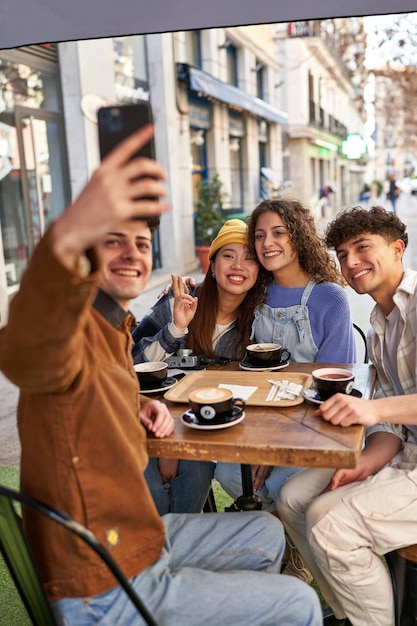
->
<box><xmin>282</xmin><ymin>535</ymin><xmax>313</xmax><ymax>585</ymax></box>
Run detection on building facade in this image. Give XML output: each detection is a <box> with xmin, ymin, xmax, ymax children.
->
<box><xmin>279</xmin><ymin>19</ymin><xmax>368</xmax><ymax>215</ymax></box>
<box><xmin>0</xmin><ymin>19</ymin><xmax>370</xmax><ymax>322</ymax></box>
<box><xmin>371</xmin><ymin>68</ymin><xmax>417</xmax><ymax>186</ymax></box>
<box><xmin>0</xmin><ymin>26</ymin><xmax>289</xmax><ymax>321</ymax></box>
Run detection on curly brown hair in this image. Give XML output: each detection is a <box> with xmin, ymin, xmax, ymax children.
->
<box><xmin>324</xmin><ymin>205</ymin><xmax>408</xmax><ymax>251</ymax></box>
<box><xmin>247</xmin><ymin>198</ymin><xmax>344</xmax><ymax>285</ymax></box>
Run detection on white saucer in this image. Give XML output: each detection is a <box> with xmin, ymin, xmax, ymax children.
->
<box><xmin>181</xmin><ymin>407</ymin><xmax>245</xmax><ymax>430</ymax></box>
<box><xmin>303</xmin><ymin>387</ymin><xmax>363</xmax><ymax>405</ymax></box>
<box><xmin>239</xmin><ymin>358</ymin><xmax>289</xmax><ymax>372</ymax></box>
<box><xmin>303</xmin><ymin>388</ymin><xmax>324</xmax><ymax>405</ymax></box>
<box><xmin>140</xmin><ymin>377</ymin><xmax>178</xmax><ymax>395</ymax></box>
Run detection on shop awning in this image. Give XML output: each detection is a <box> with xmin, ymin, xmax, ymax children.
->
<box><xmin>177</xmin><ymin>63</ymin><xmax>288</xmax><ymax>126</ymax></box>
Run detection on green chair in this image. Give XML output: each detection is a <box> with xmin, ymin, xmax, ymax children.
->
<box><xmin>0</xmin><ymin>484</ymin><xmax>158</xmax><ymax>626</ymax></box>
<box><xmin>0</xmin><ymin>486</ymin><xmax>55</xmax><ymax>625</ymax></box>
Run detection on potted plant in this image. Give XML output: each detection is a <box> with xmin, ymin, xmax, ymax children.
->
<box><xmin>194</xmin><ymin>173</ymin><xmax>227</xmax><ymax>273</ymax></box>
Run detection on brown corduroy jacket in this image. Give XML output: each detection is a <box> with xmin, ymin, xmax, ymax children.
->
<box><xmin>0</xmin><ymin>230</ymin><xmax>165</xmax><ymax>601</ymax></box>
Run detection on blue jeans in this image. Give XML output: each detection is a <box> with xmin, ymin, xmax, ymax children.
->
<box><xmin>215</xmin><ymin>462</ymin><xmax>304</xmax><ymax>511</ymax></box>
<box><xmin>51</xmin><ymin>511</ymin><xmax>322</xmax><ymax>625</ymax></box>
<box><xmin>145</xmin><ymin>457</ymin><xmax>215</xmax><ymax>514</ymax></box>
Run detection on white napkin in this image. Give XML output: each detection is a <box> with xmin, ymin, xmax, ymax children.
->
<box><xmin>275</xmin><ymin>381</ymin><xmax>303</xmax><ymax>400</ymax></box>
<box><xmin>218</xmin><ymin>383</ymin><xmax>257</xmax><ymax>400</ymax></box>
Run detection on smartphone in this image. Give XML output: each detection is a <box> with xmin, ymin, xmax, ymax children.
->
<box><xmin>97</xmin><ymin>102</ymin><xmax>155</xmax><ymax>161</ymax></box>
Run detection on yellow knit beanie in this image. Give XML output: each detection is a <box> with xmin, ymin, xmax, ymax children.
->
<box><xmin>208</xmin><ymin>219</ymin><xmax>248</xmax><ymax>260</ymax></box>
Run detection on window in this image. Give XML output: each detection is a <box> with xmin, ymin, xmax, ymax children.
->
<box><xmin>191</xmin><ymin>130</ymin><xmax>207</xmax><ymax>208</ymax></box>
<box><xmin>113</xmin><ymin>35</ymin><xmax>150</xmax><ymax>103</ymax></box>
<box><xmin>0</xmin><ymin>49</ymin><xmax>69</xmax><ymax>296</ymax></box>
<box><xmin>185</xmin><ymin>30</ymin><xmax>202</xmax><ymax>67</ymax></box>
<box><xmin>255</xmin><ymin>61</ymin><xmax>264</xmax><ymax>99</ymax></box>
<box><xmin>230</xmin><ymin>141</ymin><xmax>242</xmax><ymax>210</ymax></box>
<box><xmin>0</xmin><ymin>58</ymin><xmax>61</xmax><ymax>113</ymax></box>
<box><xmin>226</xmin><ymin>44</ymin><xmax>238</xmax><ymax>86</ymax></box>
<box><xmin>309</xmin><ymin>71</ymin><xmax>315</xmax><ymax>123</ymax></box>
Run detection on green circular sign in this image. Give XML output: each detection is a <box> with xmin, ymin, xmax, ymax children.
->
<box><xmin>341</xmin><ymin>134</ymin><xmax>367</xmax><ymax>160</ymax></box>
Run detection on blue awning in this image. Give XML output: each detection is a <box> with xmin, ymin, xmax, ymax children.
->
<box><xmin>177</xmin><ymin>64</ymin><xmax>288</xmax><ymax>126</ymax></box>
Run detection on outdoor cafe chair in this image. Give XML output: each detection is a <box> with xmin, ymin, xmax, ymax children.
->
<box><xmin>352</xmin><ymin>322</ymin><xmax>369</xmax><ymax>364</ymax></box>
<box><xmin>0</xmin><ymin>484</ymin><xmax>158</xmax><ymax>626</ymax></box>
<box><xmin>386</xmin><ymin>546</ymin><xmax>417</xmax><ymax>626</ymax></box>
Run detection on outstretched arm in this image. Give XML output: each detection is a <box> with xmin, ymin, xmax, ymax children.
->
<box><xmin>317</xmin><ymin>391</ymin><xmax>417</xmax><ymax>428</ymax></box>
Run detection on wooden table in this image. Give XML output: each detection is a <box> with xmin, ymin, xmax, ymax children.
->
<box><xmin>147</xmin><ymin>362</ymin><xmax>375</xmax><ymax>470</ymax></box>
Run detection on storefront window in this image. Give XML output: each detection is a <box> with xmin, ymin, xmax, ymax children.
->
<box><xmin>0</xmin><ymin>50</ymin><xmax>68</xmax><ymax>297</ymax></box>
<box><xmin>113</xmin><ymin>36</ymin><xmax>150</xmax><ymax>103</ymax></box>
<box><xmin>0</xmin><ymin>59</ymin><xmax>61</xmax><ymax>113</ymax></box>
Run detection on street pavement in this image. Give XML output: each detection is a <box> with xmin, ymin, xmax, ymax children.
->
<box><xmin>1</xmin><ymin>193</ymin><xmax>416</xmax><ymax>467</ymax></box>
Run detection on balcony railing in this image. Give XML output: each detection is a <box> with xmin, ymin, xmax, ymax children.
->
<box><xmin>287</xmin><ymin>21</ymin><xmax>321</xmax><ymax>38</ymax></box>
<box><xmin>308</xmin><ymin>100</ymin><xmax>347</xmax><ymax>138</ymax></box>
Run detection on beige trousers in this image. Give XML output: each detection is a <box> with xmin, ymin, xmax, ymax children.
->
<box><xmin>276</xmin><ymin>458</ymin><xmax>417</xmax><ymax>626</ymax></box>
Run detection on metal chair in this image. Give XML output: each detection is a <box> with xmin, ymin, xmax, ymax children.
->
<box><xmin>386</xmin><ymin>546</ymin><xmax>417</xmax><ymax>626</ymax></box>
<box><xmin>202</xmin><ymin>485</ymin><xmax>217</xmax><ymax>512</ymax></box>
<box><xmin>353</xmin><ymin>322</ymin><xmax>369</xmax><ymax>363</ymax></box>
<box><xmin>0</xmin><ymin>484</ymin><xmax>158</xmax><ymax>626</ymax></box>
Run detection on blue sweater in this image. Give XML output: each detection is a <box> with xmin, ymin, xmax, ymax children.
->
<box><xmin>263</xmin><ymin>281</ymin><xmax>357</xmax><ymax>363</ymax></box>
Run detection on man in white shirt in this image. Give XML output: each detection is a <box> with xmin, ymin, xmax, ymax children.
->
<box><xmin>277</xmin><ymin>205</ymin><xmax>417</xmax><ymax>626</ymax></box>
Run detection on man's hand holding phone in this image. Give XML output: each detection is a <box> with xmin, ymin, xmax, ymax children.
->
<box><xmin>50</xmin><ymin>121</ymin><xmax>170</xmax><ymax>270</ymax></box>
<box><xmin>97</xmin><ymin>103</ymin><xmax>162</xmax><ymax>198</ymax></box>
<box><xmin>95</xmin><ymin>123</ymin><xmax>170</xmax><ymax>217</ymax></box>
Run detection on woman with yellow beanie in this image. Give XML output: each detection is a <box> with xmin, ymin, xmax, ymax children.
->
<box><xmin>133</xmin><ymin>219</ymin><xmax>264</xmax><ymax>363</ymax></box>
<box><xmin>132</xmin><ymin>219</ymin><xmax>265</xmax><ymax>515</ymax></box>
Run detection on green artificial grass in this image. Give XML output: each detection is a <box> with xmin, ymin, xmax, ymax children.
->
<box><xmin>212</xmin><ymin>479</ymin><xmax>234</xmax><ymax>511</ymax></box>
<box><xmin>0</xmin><ymin>466</ymin><xmax>20</xmax><ymax>489</ymax></box>
<box><xmin>0</xmin><ymin>466</ymin><xmax>31</xmax><ymax>626</ymax></box>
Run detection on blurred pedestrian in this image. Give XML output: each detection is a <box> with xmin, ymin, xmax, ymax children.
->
<box><xmin>387</xmin><ymin>173</ymin><xmax>401</xmax><ymax>214</ymax></box>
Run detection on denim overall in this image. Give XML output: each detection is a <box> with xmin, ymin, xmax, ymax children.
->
<box><xmin>215</xmin><ymin>280</ymin><xmax>320</xmax><ymax>508</ymax></box>
<box><xmin>251</xmin><ymin>279</ymin><xmax>318</xmax><ymax>362</ymax></box>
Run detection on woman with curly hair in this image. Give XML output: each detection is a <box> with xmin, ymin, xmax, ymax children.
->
<box><xmin>215</xmin><ymin>198</ymin><xmax>356</xmax><ymax>583</ymax></box>
<box><xmin>245</xmin><ymin>197</ymin><xmax>356</xmax><ymax>361</ymax></box>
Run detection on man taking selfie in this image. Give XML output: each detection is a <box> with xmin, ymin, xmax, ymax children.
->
<box><xmin>0</xmin><ymin>123</ymin><xmax>321</xmax><ymax>625</ymax></box>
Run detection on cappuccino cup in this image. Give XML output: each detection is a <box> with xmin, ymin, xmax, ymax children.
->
<box><xmin>134</xmin><ymin>361</ymin><xmax>168</xmax><ymax>389</ymax></box>
<box><xmin>312</xmin><ymin>368</ymin><xmax>355</xmax><ymax>401</ymax></box>
<box><xmin>188</xmin><ymin>387</ymin><xmax>245</xmax><ymax>425</ymax></box>
<box><xmin>246</xmin><ymin>343</ymin><xmax>291</xmax><ymax>367</ymax></box>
